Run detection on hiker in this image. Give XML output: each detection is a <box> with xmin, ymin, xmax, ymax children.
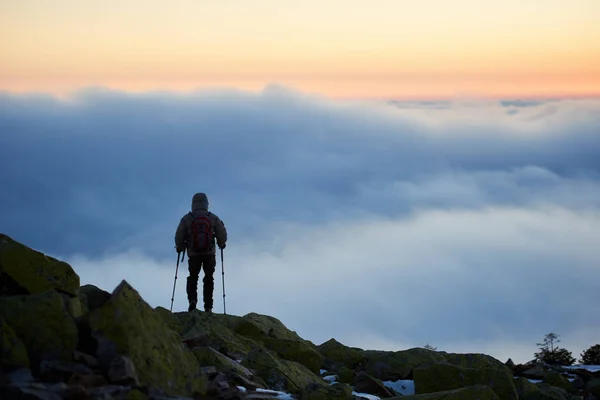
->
<box><xmin>175</xmin><ymin>192</ymin><xmax>227</xmax><ymax>313</ymax></box>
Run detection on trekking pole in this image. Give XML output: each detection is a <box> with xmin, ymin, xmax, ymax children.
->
<box><xmin>170</xmin><ymin>249</ymin><xmax>186</xmax><ymax>312</ymax></box>
<box><xmin>221</xmin><ymin>248</ymin><xmax>226</xmax><ymax>315</ymax></box>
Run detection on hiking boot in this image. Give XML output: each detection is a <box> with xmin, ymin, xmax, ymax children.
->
<box><xmin>188</xmin><ymin>301</ymin><xmax>197</xmax><ymax>312</ymax></box>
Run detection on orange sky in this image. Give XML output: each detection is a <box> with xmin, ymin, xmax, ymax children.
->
<box><xmin>2</xmin><ymin>0</ymin><xmax>599</xmax><ymax>99</ymax></box>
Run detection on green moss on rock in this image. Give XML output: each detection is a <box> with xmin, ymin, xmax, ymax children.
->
<box><xmin>413</xmin><ymin>363</ymin><xmax>518</xmax><ymax>400</ymax></box>
<box><xmin>0</xmin><ymin>318</ymin><xmax>30</xmax><ymax>368</ymax></box>
<box><xmin>192</xmin><ymin>346</ymin><xmax>253</xmax><ymax>378</ymax></box>
<box><xmin>300</xmin><ymin>382</ymin><xmax>353</xmax><ymax>400</ymax></box>
<box><xmin>262</xmin><ymin>338</ymin><xmax>323</xmax><ymax>375</ymax></box>
<box><xmin>318</xmin><ymin>339</ymin><xmax>368</xmax><ymax>371</ymax></box>
<box><xmin>234</xmin><ymin>312</ymin><xmax>304</xmax><ymax>341</ymax></box>
<box><xmin>515</xmin><ymin>376</ymin><xmax>541</xmax><ymax>398</ymax></box>
<box><xmin>0</xmin><ymin>234</ymin><xmax>79</xmax><ymax>296</ymax></box>
<box><xmin>364</xmin><ymin>348</ymin><xmax>448</xmax><ymax>380</ymax></box>
<box><xmin>242</xmin><ymin>347</ymin><xmax>324</xmax><ymax>394</ymax></box>
<box><xmin>542</xmin><ymin>372</ymin><xmax>573</xmax><ymax>392</ymax></box>
<box><xmin>85</xmin><ymin>280</ymin><xmax>203</xmax><ymax>397</ymax></box>
<box><xmin>391</xmin><ymin>385</ymin><xmax>500</xmax><ymax>400</ymax></box>
<box><xmin>0</xmin><ymin>290</ymin><xmax>78</xmax><ymax>365</ymax></box>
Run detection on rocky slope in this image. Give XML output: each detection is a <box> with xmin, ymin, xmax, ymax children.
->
<box><xmin>1</xmin><ymin>233</ymin><xmax>599</xmax><ymax>400</ymax></box>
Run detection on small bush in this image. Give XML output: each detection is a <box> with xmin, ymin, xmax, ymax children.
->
<box><xmin>580</xmin><ymin>344</ymin><xmax>600</xmax><ymax>365</ymax></box>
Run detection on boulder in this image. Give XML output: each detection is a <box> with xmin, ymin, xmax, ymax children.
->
<box><xmin>515</xmin><ymin>376</ymin><xmax>541</xmax><ymax>398</ymax></box>
<box><xmin>318</xmin><ymin>339</ymin><xmax>368</xmax><ymax>371</ymax></box>
<box><xmin>79</xmin><ymin>284</ymin><xmax>111</xmax><ymax>311</ymax></box>
<box><xmin>363</xmin><ymin>347</ymin><xmax>447</xmax><ymax>380</ymax></box>
<box><xmin>389</xmin><ymin>385</ymin><xmax>500</xmax><ymax>399</ymax></box>
<box><xmin>0</xmin><ymin>234</ymin><xmax>79</xmax><ymax>296</ymax></box>
<box><xmin>588</xmin><ymin>379</ymin><xmax>600</xmax><ymax>398</ymax></box>
<box><xmin>301</xmin><ymin>382</ymin><xmax>353</xmax><ymax>400</ymax></box>
<box><xmin>234</xmin><ymin>312</ymin><xmax>304</xmax><ymax>341</ymax></box>
<box><xmin>522</xmin><ymin>385</ymin><xmax>570</xmax><ymax>400</ymax></box>
<box><xmin>0</xmin><ymin>290</ymin><xmax>78</xmax><ymax>365</ymax></box>
<box><xmin>413</xmin><ymin>363</ymin><xmax>518</xmax><ymax>400</ymax></box>
<box><xmin>543</xmin><ymin>372</ymin><xmax>574</xmax><ymax>392</ymax></box>
<box><xmin>1</xmin><ymin>318</ymin><xmax>30</xmax><ymax>368</ymax></box>
<box><xmin>192</xmin><ymin>346</ymin><xmax>253</xmax><ymax>378</ymax></box>
<box><xmin>353</xmin><ymin>371</ymin><xmax>396</xmax><ymax>398</ymax></box>
<box><xmin>83</xmin><ymin>280</ymin><xmax>204</xmax><ymax>397</ymax></box>
<box><xmin>261</xmin><ymin>337</ymin><xmax>323</xmax><ymax>375</ymax></box>
<box><xmin>242</xmin><ymin>347</ymin><xmax>324</xmax><ymax>394</ymax></box>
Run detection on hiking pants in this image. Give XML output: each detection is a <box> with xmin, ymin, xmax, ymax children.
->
<box><xmin>186</xmin><ymin>254</ymin><xmax>216</xmax><ymax>310</ymax></box>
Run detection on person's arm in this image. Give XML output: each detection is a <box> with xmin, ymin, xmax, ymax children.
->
<box><xmin>213</xmin><ymin>216</ymin><xmax>227</xmax><ymax>249</ymax></box>
<box><xmin>175</xmin><ymin>216</ymin><xmax>188</xmax><ymax>252</ymax></box>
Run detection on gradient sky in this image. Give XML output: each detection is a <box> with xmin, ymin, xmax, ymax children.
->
<box><xmin>2</xmin><ymin>0</ymin><xmax>600</xmax><ymax>98</ymax></box>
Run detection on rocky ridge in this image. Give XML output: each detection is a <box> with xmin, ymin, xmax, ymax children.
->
<box><xmin>1</xmin><ymin>233</ymin><xmax>599</xmax><ymax>400</ymax></box>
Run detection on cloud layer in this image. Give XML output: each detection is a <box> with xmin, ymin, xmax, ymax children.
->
<box><xmin>1</xmin><ymin>86</ymin><xmax>599</xmax><ymax>363</ymax></box>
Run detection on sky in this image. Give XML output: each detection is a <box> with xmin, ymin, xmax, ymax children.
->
<box><xmin>2</xmin><ymin>0</ymin><xmax>600</xmax><ymax>98</ymax></box>
<box><xmin>1</xmin><ymin>87</ymin><xmax>599</xmax><ymax>365</ymax></box>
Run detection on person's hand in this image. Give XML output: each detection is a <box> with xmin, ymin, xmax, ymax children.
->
<box><xmin>176</xmin><ymin>246</ymin><xmax>184</xmax><ymax>253</ymax></box>
<box><xmin>218</xmin><ymin>243</ymin><xmax>226</xmax><ymax>250</ymax></box>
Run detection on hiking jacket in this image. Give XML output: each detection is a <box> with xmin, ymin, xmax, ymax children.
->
<box><xmin>175</xmin><ymin>193</ymin><xmax>227</xmax><ymax>257</ymax></box>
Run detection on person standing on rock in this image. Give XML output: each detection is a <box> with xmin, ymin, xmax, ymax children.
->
<box><xmin>175</xmin><ymin>192</ymin><xmax>227</xmax><ymax>313</ymax></box>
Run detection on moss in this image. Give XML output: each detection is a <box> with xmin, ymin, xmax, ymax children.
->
<box><xmin>261</xmin><ymin>338</ymin><xmax>323</xmax><ymax>375</ymax></box>
<box><xmin>413</xmin><ymin>363</ymin><xmax>518</xmax><ymax>400</ymax></box>
<box><xmin>300</xmin><ymin>382</ymin><xmax>353</xmax><ymax>400</ymax></box>
<box><xmin>192</xmin><ymin>346</ymin><xmax>252</xmax><ymax>378</ymax></box>
<box><xmin>515</xmin><ymin>376</ymin><xmax>541</xmax><ymax>398</ymax></box>
<box><xmin>543</xmin><ymin>372</ymin><xmax>573</xmax><ymax>392</ymax></box>
<box><xmin>0</xmin><ymin>290</ymin><xmax>78</xmax><ymax>365</ymax></box>
<box><xmin>85</xmin><ymin>280</ymin><xmax>203</xmax><ymax>397</ymax></box>
<box><xmin>318</xmin><ymin>339</ymin><xmax>368</xmax><ymax>371</ymax></box>
<box><xmin>234</xmin><ymin>313</ymin><xmax>304</xmax><ymax>341</ymax></box>
<box><xmin>242</xmin><ymin>347</ymin><xmax>324</xmax><ymax>394</ymax></box>
<box><xmin>1</xmin><ymin>318</ymin><xmax>30</xmax><ymax>368</ymax></box>
<box><xmin>0</xmin><ymin>234</ymin><xmax>79</xmax><ymax>295</ymax></box>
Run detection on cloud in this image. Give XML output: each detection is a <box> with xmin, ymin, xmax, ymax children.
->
<box><xmin>1</xmin><ymin>86</ymin><xmax>599</xmax><ymax>364</ymax></box>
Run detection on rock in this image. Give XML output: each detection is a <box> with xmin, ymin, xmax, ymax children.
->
<box><xmin>390</xmin><ymin>385</ymin><xmax>500</xmax><ymax>399</ymax></box>
<box><xmin>506</xmin><ymin>358</ymin><xmax>516</xmax><ymax>369</ymax></box>
<box><xmin>442</xmin><ymin>353</ymin><xmax>507</xmax><ymax>370</ymax></box>
<box><xmin>523</xmin><ymin>363</ymin><xmax>549</xmax><ymax>380</ymax></box>
<box><xmin>68</xmin><ymin>372</ymin><xmax>108</xmax><ymax>388</ymax></box>
<box><xmin>108</xmin><ymin>355</ymin><xmax>140</xmax><ymax>386</ymax></box>
<box><xmin>318</xmin><ymin>339</ymin><xmax>368</xmax><ymax>372</ymax></box>
<box><xmin>207</xmin><ymin>372</ymin><xmax>240</xmax><ymax>398</ymax></box>
<box><xmin>73</xmin><ymin>350</ymin><xmax>99</xmax><ymax>368</ymax></box>
<box><xmin>84</xmin><ymin>280</ymin><xmax>204</xmax><ymax>397</ymax></box>
<box><xmin>413</xmin><ymin>363</ymin><xmax>518</xmax><ymax>400</ymax></box>
<box><xmin>353</xmin><ymin>371</ymin><xmax>396</xmax><ymax>398</ymax></box>
<box><xmin>261</xmin><ymin>337</ymin><xmax>323</xmax><ymax>375</ymax></box>
<box><xmin>337</xmin><ymin>367</ymin><xmax>356</xmax><ymax>384</ymax></box>
<box><xmin>300</xmin><ymin>382</ymin><xmax>353</xmax><ymax>400</ymax></box>
<box><xmin>242</xmin><ymin>347</ymin><xmax>324</xmax><ymax>394</ymax></box>
<box><xmin>523</xmin><ymin>384</ymin><xmax>570</xmax><ymax>400</ymax></box>
<box><xmin>192</xmin><ymin>346</ymin><xmax>253</xmax><ymax>378</ymax></box>
<box><xmin>1</xmin><ymin>317</ymin><xmax>30</xmax><ymax>368</ymax></box>
<box><xmin>0</xmin><ymin>290</ymin><xmax>78</xmax><ymax>365</ymax></box>
<box><xmin>234</xmin><ymin>313</ymin><xmax>304</xmax><ymax>341</ymax></box>
<box><xmin>0</xmin><ymin>385</ymin><xmax>63</xmax><ymax>400</ymax></box>
<box><xmin>79</xmin><ymin>284</ymin><xmax>111</xmax><ymax>311</ymax></box>
<box><xmin>543</xmin><ymin>372</ymin><xmax>574</xmax><ymax>392</ymax></box>
<box><xmin>39</xmin><ymin>359</ymin><xmax>94</xmax><ymax>382</ymax></box>
<box><xmin>0</xmin><ymin>368</ymin><xmax>34</xmax><ymax>385</ymax></box>
<box><xmin>514</xmin><ymin>376</ymin><xmax>541</xmax><ymax>398</ymax></box>
<box><xmin>585</xmin><ymin>394</ymin><xmax>598</xmax><ymax>400</ymax></box>
<box><xmin>0</xmin><ymin>233</ymin><xmax>80</xmax><ymax>296</ymax></box>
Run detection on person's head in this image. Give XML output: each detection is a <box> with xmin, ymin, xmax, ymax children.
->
<box><xmin>192</xmin><ymin>193</ymin><xmax>209</xmax><ymax>211</ymax></box>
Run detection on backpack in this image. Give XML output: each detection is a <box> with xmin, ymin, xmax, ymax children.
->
<box><xmin>188</xmin><ymin>212</ymin><xmax>214</xmax><ymax>252</ymax></box>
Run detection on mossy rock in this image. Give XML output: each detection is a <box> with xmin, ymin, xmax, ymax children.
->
<box><xmin>84</xmin><ymin>280</ymin><xmax>204</xmax><ymax>397</ymax></box>
<box><xmin>175</xmin><ymin>312</ymin><xmax>260</xmax><ymax>361</ymax></box>
<box><xmin>587</xmin><ymin>379</ymin><xmax>600</xmax><ymax>397</ymax></box>
<box><xmin>390</xmin><ymin>385</ymin><xmax>500</xmax><ymax>400</ymax></box>
<box><xmin>318</xmin><ymin>339</ymin><xmax>368</xmax><ymax>371</ymax></box>
<box><xmin>337</xmin><ymin>366</ymin><xmax>356</xmax><ymax>384</ymax></box>
<box><xmin>522</xmin><ymin>385</ymin><xmax>569</xmax><ymax>400</ymax></box>
<box><xmin>242</xmin><ymin>347</ymin><xmax>324</xmax><ymax>394</ymax></box>
<box><xmin>0</xmin><ymin>290</ymin><xmax>78</xmax><ymax>365</ymax></box>
<box><xmin>79</xmin><ymin>284</ymin><xmax>111</xmax><ymax>311</ymax></box>
<box><xmin>60</xmin><ymin>293</ymin><xmax>83</xmax><ymax>319</ymax></box>
<box><xmin>0</xmin><ymin>318</ymin><xmax>29</xmax><ymax>368</ymax></box>
<box><xmin>413</xmin><ymin>363</ymin><xmax>518</xmax><ymax>400</ymax></box>
<box><xmin>441</xmin><ymin>352</ymin><xmax>507</xmax><ymax>370</ymax></box>
<box><xmin>515</xmin><ymin>376</ymin><xmax>541</xmax><ymax>398</ymax></box>
<box><xmin>0</xmin><ymin>234</ymin><xmax>80</xmax><ymax>296</ymax></box>
<box><xmin>300</xmin><ymin>382</ymin><xmax>353</xmax><ymax>400</ymax></box>
<box><xmin>192</xmin><ymin>346</ymin><xmax>253</xmax><ymax>378</ymax></box>
<box><xmin>542</xmin><ymin>372</ymin><xmax>573</xmax><ymax>392</ymax></box>
<box><xmin>153</xmin><ymin>306</ymin><xmax>184</xmax><ymax>334</ymax></box>
<box><xmin>234</xmin><ymin>312</ymin><xmax>304</xmax><ymax>341</ymax></box>
<box><xmin>262</xmin><ymin>337</ymin><xmax>323</xmax><ymax>375</ymax></box>
<box><xmin>363</xmin><ymin>347</ymin><xmax>448</xmax><ymax>380</ymax></box>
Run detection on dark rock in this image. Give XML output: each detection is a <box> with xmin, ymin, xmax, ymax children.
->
<box><xmin>0</xmin><ymin>384</ymin><xmax>62</xmax><ymax>400</ymax></box>
<box><xmin>354</xmin><ymin>371</ymin><xmax>396</xmax><ymax>398</ymax></box>
<box><xmin>39</xmin><ymin>359</ymin><xmax>94</xmax><ymax>382</ymax></box>
<box><xmin>0</xmin><ymin>368</ymin><xmax>34</xmax><ymax>385</ymax></box>
<box><xmin>506</xmin><ymin>358</ymin><xmax>516</xmax><ymax>369</ymax></box>
<box><xmin>108</xmin><ymin>355</ymin><xmax>140</xmax><ymax>386</ymax></box>
<box><xmin>73</xmin><ymin>350</ymin><xmax>99</xmax><ymax>368</ymax></box>
<box><xmin>68</xmin><ymin>372</ymin><xmax>108</xmax><ymax>388</ymax></box>
<box><xmin>79</xmin><ymin>284</ymin><xmax>111</xmax><ymax>311</ymax></box>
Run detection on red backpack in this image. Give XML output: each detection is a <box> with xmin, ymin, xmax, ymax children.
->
<box><xmin>188</xmin><ymin>213</ymin><xmax>214</xmax><ymax>252</ymax></box>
